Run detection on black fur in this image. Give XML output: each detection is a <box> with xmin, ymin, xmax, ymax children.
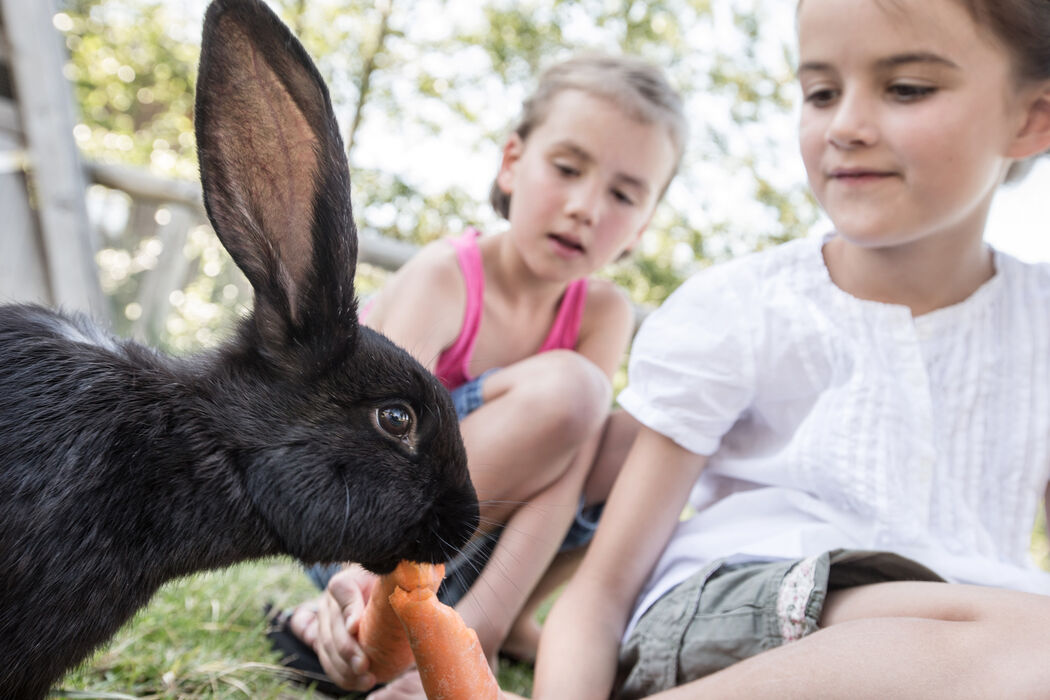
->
<box><xmin>0</xmin><ymin>2</ymin><xmax>478</xmax><ymax>697</ymax></box>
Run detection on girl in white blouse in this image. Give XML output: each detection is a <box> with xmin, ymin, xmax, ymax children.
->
<box><xmin>531</xmin><ymin>0</ymin><xmax>1050</xmax><ymax>698</ymax></box>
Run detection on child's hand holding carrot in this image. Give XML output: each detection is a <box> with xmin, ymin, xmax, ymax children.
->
<box><xmin>311</xmin><ymin>560</ymin><xmax>452</xmax><ymax>695</ymax></box>
<box><xmin>308</xmin><ymin>560</ymin><xmax>507</xmax><ymax>699</ymax></box>
<box><xmin>310</xmin><ymin>564</ymin><xmax>382</xmax><ymax>692</ymax></box>
<box><xmin>348</xmin><ymin>560</ymin><xmax>501</xmax><ymax>700</ymax></box>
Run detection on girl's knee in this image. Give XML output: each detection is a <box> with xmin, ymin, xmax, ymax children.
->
<box><xmin>823</xmin><ymin>580</ymin><xmax>1050</xmax><ymax>641</ymax></box>
<box><xmin>942</xmin><ymin>583</ymin><xmax>1050</xmax><ymax>626</ymax></box>
<box><xmin>975</xmin><ymin>594</ymin><xmax>1050</xmax><ymax>695</ymax></box>
<box><xmin>505</xmin><ymin>350</ymin><xmax>611</xmax><ymax>434</ymax></box>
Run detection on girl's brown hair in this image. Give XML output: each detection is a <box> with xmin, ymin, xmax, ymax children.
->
<box><xmin>957</xmin><ymin>0</ymin><xmax>1050</xmax><ymax>181</ymax></box>
<box><xmin>489</xmin><ymin>53</ymin><xmax>688</xmax><ymax>219</ymax></box>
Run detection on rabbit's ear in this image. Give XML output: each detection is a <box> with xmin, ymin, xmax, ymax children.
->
<box><xmin>195</xmin><ymin>0</ymin><xmax>357</xmax><ymax>361</ymax></box>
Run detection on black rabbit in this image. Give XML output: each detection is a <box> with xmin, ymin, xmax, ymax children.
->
<box><xmin>0</xmin><ymin>1</ymin><xmax>479</xmax><ymax>697</ymax></box>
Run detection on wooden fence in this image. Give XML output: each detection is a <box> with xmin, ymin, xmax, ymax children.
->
<box><xmin>0</xmin><ymin>0</ymin><xmax>106</xmax><ymax>317</ymax></box>
<box><xmin>85</xmin><ymin>160</ymin><xmax>420</xmax><ymax>343</ymax></box>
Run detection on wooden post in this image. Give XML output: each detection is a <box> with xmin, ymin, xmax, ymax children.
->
<box><xmin>129</xmin><ymin>204</ymin><xmax>196</xmax><ymax>344</ymax></box>
<box><xmin>0</xmin><ymin>0</ymin><xmax>107</xmax><ymax>319</ymax></box>
<box><xmin>0</xmin><ymin>11</ymin><xmax>53</xmax><ymax>308</ymax></box>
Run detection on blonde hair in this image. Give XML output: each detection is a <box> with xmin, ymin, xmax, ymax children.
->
<box><xmin>489</xmin><ymin>53</ymin><xmax>688</xmax><ymax>218</ymax></box>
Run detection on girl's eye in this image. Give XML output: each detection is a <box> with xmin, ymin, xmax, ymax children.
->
<box><xmin>612</xmin><ymin>189</ymin><xmax>635</xmax><ymax>206</ymax></box>
<box><xmin>804</xmin><ymin>88</ymin><xmax>838</xmax><ymax>107</ymax></box>
<box><xmin>554</xmin><ymin>162</ymin><xmax>580</xmax><ymax>177</ymax></box>
<box><xmin>374</xmin><ymin>404</ymin><xmax>414</xmax><ymax>439</ymax></box>
<box><xmin>889</xmin><ymin>83</ymin><xmax>936</xmax><ymax>101</ymax></box>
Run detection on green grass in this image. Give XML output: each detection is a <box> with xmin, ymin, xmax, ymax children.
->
<box><xmin>51</xmin><ymin>517</ymin><xmax>1050</xmax><ymax>699</ymax></box>
<box><xmin>57</xmin><ymin>559</ymin><xmax>534</xmax><ymax>699</ymax></box>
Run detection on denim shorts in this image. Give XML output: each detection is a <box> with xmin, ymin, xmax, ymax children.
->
<box><xmin>613</xmin><ymin>549</ymin><xmax>944</xmax><ymax>699</ymax></box>
<box><xmin>449</xmin><ymin>370</ymin><xmax>495</xmax><ymax>419</ymax></box>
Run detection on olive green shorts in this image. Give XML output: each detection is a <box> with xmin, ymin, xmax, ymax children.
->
<box><xmin>614</xmin><ymin>549</ymin><xmax>944</xmax><ymax>699</ymax></box>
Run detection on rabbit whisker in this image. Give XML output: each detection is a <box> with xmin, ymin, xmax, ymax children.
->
<box><xmin>477</xmin><ymin>499</ymin><xmax>531</xmax><ymax>507</ymax></box>
<box><xmin>339</xmin><ymin>473</ymin><xmax>351</xmax><ymax>548</ymax></box>
<box><xmin>433</xmin><ymin>532</ymin><xmax>466</xmax><ymax>563</ymax></box>
<box><xmin>478</xmin><ymin>521</ymin><xmax>564</xmax><ymax>548</ymax></box>
<box><xmin>423</xmin><ymin>401</ymin><xmax>440</xmax><ymax>432</ymax></box>
<box><xmin>450</xmin><ymin>551</ymin><xmax>501</xmax><ymax>635</ymax></box>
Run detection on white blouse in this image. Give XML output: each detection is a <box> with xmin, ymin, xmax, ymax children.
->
<box><xmin>618</xmin><ymin>233</ymin><xmax>1050</xmax><ymax>636</ymax></box>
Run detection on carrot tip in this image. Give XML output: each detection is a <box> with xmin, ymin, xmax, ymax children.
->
<box><xmin>358</xmin><ymin>560</ymin><xmax>445</xmax><ymax>683</ymax></box>
<box><xmin>391</xmin><ymin>561</ymin><xmax>446</xmax><ymax>592</ymax></box>
<box><xmin>389</xmin><ymin>582</ymin><xmax>500</xmax><ymax>699</ymax></box>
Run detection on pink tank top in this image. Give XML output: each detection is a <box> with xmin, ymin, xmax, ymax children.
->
<box><xmin>434</xmin><ymin>228</ymin><xmax>589</xmax><ymax>391</ymax></box>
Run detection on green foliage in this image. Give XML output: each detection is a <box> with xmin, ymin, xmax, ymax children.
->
<box><xmin>58</xmin><ymin>0</ymin><xmax>815</xmax><ymax>348</ymax></box>
<box><xmin>61</xmin><ymin>0</ymin><xmax>199</xmax><ymax>177</ymax></box>
<box><xmin>1034</xmin><ymin>507</ymin><xmax>1050</xmax><ymax>572</ymax></box>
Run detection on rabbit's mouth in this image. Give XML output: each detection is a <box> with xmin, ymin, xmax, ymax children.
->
<box><xmin>360</xmin><ymin>554</ymin><xmax>402</xmax><ymax>576</ymax></box>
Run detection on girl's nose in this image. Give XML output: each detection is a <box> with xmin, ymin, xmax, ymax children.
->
<box><xmin>827</xmin><ymin>90</ymin><xmax>878</xmax><ymax>149</ymax></box>
<box><xmin>565</xmin><ymin>178</ymin><xmax>602</xmax><ymax>226</ymax></box>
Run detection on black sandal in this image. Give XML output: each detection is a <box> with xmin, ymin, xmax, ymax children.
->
<box><xmin>263</xmin><ymin>603</ymin><xmax>364</xmax><ymax>698</ymax></box>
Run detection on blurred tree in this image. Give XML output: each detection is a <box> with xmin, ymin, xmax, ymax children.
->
<box><xmin>57</xmin><ymin>0</ymin><xmax>817</xmax><ymax>349</ymax></box>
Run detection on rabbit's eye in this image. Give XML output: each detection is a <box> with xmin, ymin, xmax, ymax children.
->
<box><xmin>375</xmin><ymin>404</ymin><xmax>413</xmax><ymax>438</ymax></box>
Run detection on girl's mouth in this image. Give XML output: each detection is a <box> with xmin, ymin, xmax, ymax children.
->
<box><xmin>548</xmin><ymin>233</ymin><xmax>585</xmax><ymax>255</ymax></box>
<box><xmin>829</xmin><ymin>168</ymin><xmax>897</xmax><ymax>184</ymax></box>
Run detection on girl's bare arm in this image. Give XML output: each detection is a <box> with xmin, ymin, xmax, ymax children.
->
<box><xmin>574</xmin><ymin>279</ymin><xmax>636</xmax><ymax>379</ymax></box>
<box><xmin>532</xmin><ymin>427</ymin><xmax>709</xmax><ymax>700</ymax></box>
<box><xmin>362</xmin><ymin>242</ymin><xmax>465</xmax><ymax>373</ymax></box>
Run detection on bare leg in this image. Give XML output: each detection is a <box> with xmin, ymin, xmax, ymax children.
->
<box><xmin>502</xmin><ymin>410</ymin><xmax>641</xmax><ymax>661</ymax></box>
<box><xmin>440</xmin><ymin>351</ymin><xmax>624</xmax><ymax>662</ymax></box>
<box><xmin>646</xmin><ymin>581</ymin><xmax>1050</xmax><ymax>699</ymax></box>
<box><xmin>502</xmin><ymin>546</ymin><xmax>586</xmax><ymax>662</ymax></box>
<box><xmin>460</xmin><ymin>350</ymin><xmax>611</xmax><ymax>527</ymax></box>
<box><xmin>459</xmin><ymin>428</ymin><xmax>599</xmax><ymax>658</ymax></box>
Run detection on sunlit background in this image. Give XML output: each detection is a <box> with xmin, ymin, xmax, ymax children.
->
<box><xmin>9</xmin><ymin>2</ymin><xmax>1046</xmax><ymax>695</ymax></box>
<box><xmin>54</xmin><ymin>0</ymin><xmax>1050</xmax><ymax>362</ymax></box>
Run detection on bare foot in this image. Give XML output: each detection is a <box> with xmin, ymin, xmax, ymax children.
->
<box><xmin>287</xmin><ymin>596</ymin><xmax>322</xmax><ymax>647</ymax></box>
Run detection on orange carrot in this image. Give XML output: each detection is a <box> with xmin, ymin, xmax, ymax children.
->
<box><xmin>389</xmin><ymin>584</ymin><xmax>500</xmax><ymax>700</ymax></box>
<box><xmin>358</xmin><ymin>560</ymin><xmax>445</xmax><ymax>682</ymax></box>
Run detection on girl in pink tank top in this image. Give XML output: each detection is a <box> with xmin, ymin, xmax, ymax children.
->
<box><xmin>433</xmin><ymin>227</ymin><xmax>589</xmax><ymax>391</ymax></box>
<box><xmin>279</xmin><ymin>54</ymin><xmax>686</xmax><ymax>695</ymax></box>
